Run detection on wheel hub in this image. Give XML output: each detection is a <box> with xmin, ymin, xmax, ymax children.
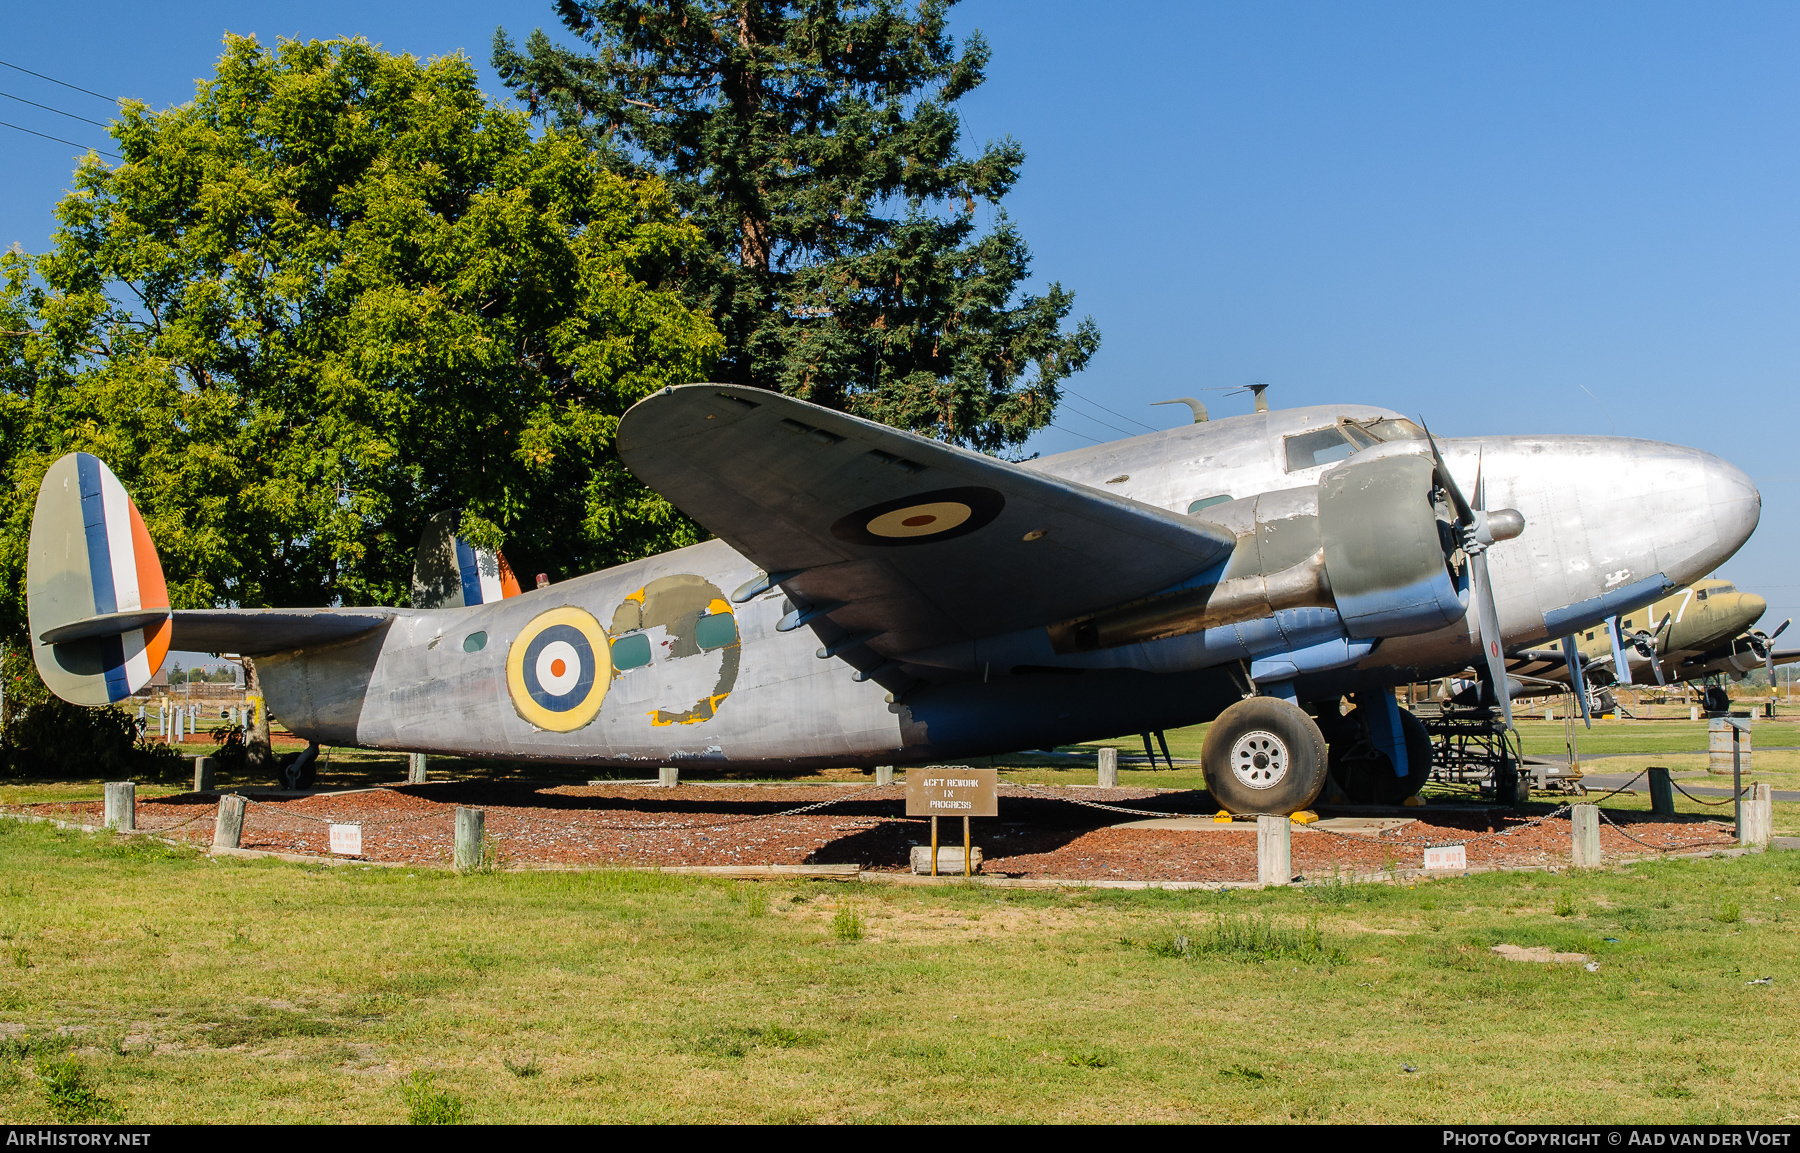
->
<box><xmin>1229</xmin><ymin>730</ymin><xmax>1289</xmax><ymax>790</ymax></box>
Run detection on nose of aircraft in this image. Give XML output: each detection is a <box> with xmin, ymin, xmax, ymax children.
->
<box><xmin>1730</xmin><ymin>592</ymin><xmax>1770</xmax><ymax>631</ymax></box>
<box><xmin>1705</xmin><ymin>454</ymin><xmax>1762</xmax><ymax>563</ymax></box>
<box><xmin>1640</xmin><ymin>447</ymin><xmax>1762</xmax><ymax>587</ymax></box>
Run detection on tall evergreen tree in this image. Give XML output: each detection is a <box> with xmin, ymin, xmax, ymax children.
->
<box><xmin>493</xmin><ymin>0</ymin><xmax>1098</xmax><ymax>453</ymax></box>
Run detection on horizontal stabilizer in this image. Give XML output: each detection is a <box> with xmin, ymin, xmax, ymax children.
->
<box><xmin>170</xmin><ymin>609</ymin><xmax>397</xmax><ymax>656</ymax></box>
<box><xmin>39</xmin><ymin>609</ymin><xmax>173</xmax><ymax>645</ymax></box>
<box><xmin>618</xmin><ymin>385</ymin><xmax>1237</xmax><ymax>660</ymax></box>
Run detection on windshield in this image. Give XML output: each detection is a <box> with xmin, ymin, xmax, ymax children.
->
<box><xmin>1342</xmin><ymin>417</ymin><xmax>1428</xmax><ymax>447</ymax></box>
<box><xmin>1284</xmin><ymin>427</ymin><xmax>1357</xmax><ymax>471</ymax></box>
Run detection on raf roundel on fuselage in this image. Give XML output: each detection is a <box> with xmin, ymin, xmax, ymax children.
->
<box><xmin>505</xmin><ymin>606</ymin><xmax>612</xmax><ymax>732</ymax></box>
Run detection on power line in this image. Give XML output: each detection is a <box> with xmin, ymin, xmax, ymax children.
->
<box><xmin>0</xmin><ymin>58</ymin><xmax>119</xmax><ymax>104</ymax></box>
<box><xmin>0</xmin><ymin>89</ymin><xmax>112</xmax><ymax>128</ymax></box>
<box><xmin>1048</xmin><ymin>422</ymin><xmax>1101</xmax><ymax>444</ymax></box>
<box><xmin>0</xmin><ymin>118</ymin><xmax>120</xmax><ymax>160</ymax></box>
<box><xmin>1056</xmin><ymin>401</ymin><xmax>1139</xmax><ymax>440</ymax></box>
<box><xmin>1063</xmin><ymin>386</ymin><xmax>1158</xmax><ymax>433</ymax></box>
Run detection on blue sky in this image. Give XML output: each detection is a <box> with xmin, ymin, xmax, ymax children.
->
<box><xmin>5</xmin><ymin>1</ymin><xmax>1797</xmax><ymax>642</ymax></box>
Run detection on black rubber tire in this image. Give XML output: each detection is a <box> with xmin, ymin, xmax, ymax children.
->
<box><xmin>1327</xmin><ymin>704</ymin><xmax>1432</xmax><ymax>804</ymax></box>
<box><xmin>1703</xmin><ymin>685</ymin><xmax>1730</xmax><ymax>713</ymax></box>
<box><xmin>1202</xmin><ymin>697</ymin><xmax>1329</xmax><ymax>815</ymax></box>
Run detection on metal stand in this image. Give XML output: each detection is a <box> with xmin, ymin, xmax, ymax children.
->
<box><xmin>1733</xmin><ymin>723</ymin><xmax>1744</xmax><ymax>843</ymax></box>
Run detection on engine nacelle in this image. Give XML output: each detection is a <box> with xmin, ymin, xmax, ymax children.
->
<box><xmin>1317</xmin><ymin>453</ymin><xmax>1467</xmax><ymax>639</ymax></box>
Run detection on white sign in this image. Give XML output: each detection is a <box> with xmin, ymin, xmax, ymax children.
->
<box><xmin>1423</xmin><ymin>844</ymin><xmax>1467</xmax><ymax>870</ymax></box>
<box><xmin>329</xmin><ymin>824</ymin><xmax>363</xmax><ymax>856</ymax></box>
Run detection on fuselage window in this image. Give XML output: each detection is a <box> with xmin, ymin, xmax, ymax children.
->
<box><xmin>612</xmin><ymin>633</ymin><xmax>653</xmax><ymax>670</ymax></box>
<box><xmin>694</xmin><ymin>612</ymin><xmax>739</xmax><ymax>651</ymax></box>
<box><xmin>1187</xmin><ymin>494</ymin><xmax>1232</xmax><ymax>515</ymax></box>
<box><xmin>462</xmin><ymin>631</ymin><xmax>487</xmax><ymax>653</ymax></box>
<box><xmin>1283</xmin><ymin>427</ymin><xmax>1356</xmax><ymax>472</ymax></box>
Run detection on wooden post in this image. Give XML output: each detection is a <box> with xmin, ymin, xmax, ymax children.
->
<box><xmin>658</xmin><ymin>765</ymin><xmax>679</xmax><ymax>788</ymax></box>
<box><xmin>1745</xmin><ymin>782</ymin><xmax>1772</xmax><ymax>847</ymax></box>
<box><xmin>963</xmin><ymin>816</ymin><xmax>971</xmax><ymax>877</ymax></box>
<box><xmin>1097</xmin><ymin>746</ymin><xmax>1119</xmax><ymax>788</ymax></box>
<box><xmin>1571</xmin><ymin>803</ymin><xmax>1601</xmax><ymax>867</ymax></box>
<box><xmin>407</xmin><ymin>752</ymin><xmax>427</xmax><ymax>784</ymax></box>
<box><xmin>1256</xmin><ymin>814</ymin><xmax>1291</xmax><ymax>886</ymax></box>
<box><xmin>103</xmin><ymin>782</ymin><xmax>135</xmax><ymax>832</ymax></box>
<box><xmin>1646</xmin><ymin>766</ymin><xmax>1674</xmax><ymax>817</ymax></box>
<box><xmin>213</xmin><ymin>794</ymin><xmax>246</xmax><ymax>849</ymax></box>
<box><xmin>930</xmin><ymin>815</ymin><xmax>939</xmax><ymax>877</ymax></box>
<box><xmin>875</xmin><ymin>765</ymin><xmax>894</xmax><ymax>786</ymax></box>
<box><xmin>455</xmin><ymin>806</ymin><xmax>485</xmax><ymax>870</ymax></box>
<box><xmin>193</xmin><ymin>756</ymin><xmax>215</xmax><ymax>793</ymax></box>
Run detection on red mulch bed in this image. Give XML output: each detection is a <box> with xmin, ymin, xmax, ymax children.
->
<box><xmin>24</xmin><ymin>783</ymin><xmax>1740</xmax><ymax>882</ymax></box>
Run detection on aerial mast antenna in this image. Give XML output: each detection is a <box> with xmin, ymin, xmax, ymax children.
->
<box><xmin>1150</xmin><ymin>398</ymin><xmax>1208</xmax><ymax>424</ymax></box>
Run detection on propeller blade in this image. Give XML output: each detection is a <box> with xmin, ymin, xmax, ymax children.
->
<box><xmin>1772</xmin><ymin>618</ymin><xmax>1791</xmax><ymax>642</ymax></box>
<box><xmin>1419</xmin><ymin>420</ymin><xmax>1474</xmax><ymax>525</ymax></box>
<box><xmin>1562</xmin><ymin>635</ymin><xmax>1593</xmax><ymax>729</ymax></box>
<box><xmin>1462</xmin><ymin>451</ymin><xmax>1514</xmax><ymax>728</ymax></box>
<box><xmin>1607</xmin><ymin>614</ymin><xmax>1632</xmax><ymax>687</ymax></box>
<box><xmin>1472</xmin><ymin>550</ymin><xmax>1512</xmax><ymax>728</ymax></box>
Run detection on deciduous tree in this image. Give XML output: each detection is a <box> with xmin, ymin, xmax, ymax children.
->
<box><xmin>0</xmin><ymin>34</ymin><xmax>723</xmax><ymax>646</ymax></box>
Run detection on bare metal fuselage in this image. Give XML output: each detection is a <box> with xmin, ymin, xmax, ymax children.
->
<box><xmin>258</xmin><ymin>405</ymin><xmax>1760</xmax><ymax>767</ymax></box>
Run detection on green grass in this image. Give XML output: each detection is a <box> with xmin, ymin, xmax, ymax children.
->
<box><xmin>0</xmin><ymin>816</ymin><xmax>1794</xmax><ymax>1121</ymax></box>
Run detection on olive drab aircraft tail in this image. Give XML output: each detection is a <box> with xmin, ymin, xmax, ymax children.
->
<box><xmin>25</xmin><ymin>385</ymin><xmax>1763</xmax><ymax>815</ymax></box>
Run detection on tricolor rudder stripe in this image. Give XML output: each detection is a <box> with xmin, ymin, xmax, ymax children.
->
<box><xmin>411</xmin><ymin>509</ymin><xmax>523</xmax><ymax>610</ymax></box>
<box><xmin>454</xmin><ymin>536</ymin><xmax>523</xmax><ymax>606</ymax></box>
<box><xmin>27</xmin><ymin>453</ymin><xmax>172</xmax><ymax>706</ymax></box>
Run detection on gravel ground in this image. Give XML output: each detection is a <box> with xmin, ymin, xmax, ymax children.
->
<box><xmin>26</xmin><ymin>782</ymin><xmax>1742</xmax><ymax>881</ymax></box>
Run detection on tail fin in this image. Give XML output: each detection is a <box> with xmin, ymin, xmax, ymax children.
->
<box><xmin>409</xmin><ymin>510</ymin><xmax>522</xmax><ymax>610</ymax></box>
<box><xmin>26</xmin><ymin>453</ymin><xmax>173</xmax><ymax>705</ymax></box>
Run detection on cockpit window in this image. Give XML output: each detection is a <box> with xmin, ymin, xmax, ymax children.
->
<box><xmin>1714</xmin><ymin>584</ymin><xmax>1736</xmax><ymax>594</ymax></box>
<box><xmin>1284</xmin><ymin>427</ymin><xmax>1357</xmax><ymax>471</ymax></box>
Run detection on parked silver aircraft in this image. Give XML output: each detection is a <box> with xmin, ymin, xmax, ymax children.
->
<box><xmin>26</xmin><ymin>385</ymin><xmax>1760</xmax><ymax>814</ymax></box>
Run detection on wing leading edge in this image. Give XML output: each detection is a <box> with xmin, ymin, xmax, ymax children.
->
<box><xmin>617</xmin><ymin>385</ymin><xmax>1237</xmax><ymax>670</ymax></box>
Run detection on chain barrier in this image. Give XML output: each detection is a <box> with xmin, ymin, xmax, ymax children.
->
<box><xmin>240</xmin><ymin>796</ymin><xmax>454</xmax><ymax>828</ymax></box>
<box><xmin>1005</xmin><ymin>779</ymin><xmax>1578</xmax><ymax>849</ymax></box>
<box><xmin>1595</xmin><ymin>806</ymin><xmax>1735</xmax><ymax>851</ymax></box>
<box><xmin>1295</xmin><ymin>804</ymin><xmax>1577</xmax><ymax>850</ymax></box>
<box><xmin>493</xmin><ymin>781</ymin><xmax>898</xmax><ymax>832</ymax></box>
<box><xmin>234</xmin><ymin>783</ymin><xmax>900</xmax><ymax>835</ymax></box>
<box><xmin>1670</xmin><ymin>779</ymin><xmax>1749</xmax><ymax>808</ymax></box>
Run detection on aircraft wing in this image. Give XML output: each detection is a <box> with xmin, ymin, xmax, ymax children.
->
<box><xmin>617</xmin><ymin>385</ymin><xmax>1237</xmax><ymax>666</ymax></box>
<box><xmin>1670</xmin><ymin>644</ymin><xmax>1800</xmax><ymax>683</ymax></box>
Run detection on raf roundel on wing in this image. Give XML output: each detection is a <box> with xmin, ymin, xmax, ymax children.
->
<box><xmin>830</xmin><ymin>486</ymin><xmax>1005</xmax><ymax>548</ymax></box>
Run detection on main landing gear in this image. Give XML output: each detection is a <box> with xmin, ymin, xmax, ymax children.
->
<box><xmin>1312</xmin><ymin>695</ymin><xmax>1431</xmax><ymax>806</ymax></box>
<box><xmin>1200</xmin><ymin>697</ymin><xmax>1329</xmax><ymax>815</ymax></box>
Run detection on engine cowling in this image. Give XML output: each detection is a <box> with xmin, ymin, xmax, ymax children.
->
<box><xmin>1317</xmin><ymin>453</ymin><xmax>1467</xmax><ymax>639</ymax></box>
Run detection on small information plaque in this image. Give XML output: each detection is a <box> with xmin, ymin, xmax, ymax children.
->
<box><xmin>905</xmin><ymin>767</ymin><xmax>998</xmax><ymax>817</ymax></box>
<box><xmin>1423</xmin><ymin>844</ymin><xmax>1466</xmax><ymax>871</ymax></box>
<box><xmin>329</xmin><ymin>823</ymin><xmax>363</xmax><ymax>857</ymax></box>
